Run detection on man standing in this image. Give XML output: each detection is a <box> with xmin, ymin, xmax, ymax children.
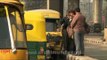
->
<box><xmin>60</xmin><ymin>12</ymin><xmax>70</xmax><ymax>60</ymax></box>
<box><xmin>67</xmin><ymin>10</ymin><xmax>76</xmax><ymax>53</ymax></box>
<box><xmin>61</xmin><ymin>15</ymin><xmax>69</xmax><ymax>51</ymax></box>
<box><xmin>61</xmin><ymin>10</ymin><xmax>76</xmax><ymax>52</ymax></box>
<box><xmin>70</xmin><ymin>8</ymin><xmax>85</xmax><ymax>56</ymax></box>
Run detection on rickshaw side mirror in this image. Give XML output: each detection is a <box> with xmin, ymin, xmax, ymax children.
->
<box><xmin>25</xmin><ymin>24</ymin><xmax>33</xmax><ymax>30</ymax></box>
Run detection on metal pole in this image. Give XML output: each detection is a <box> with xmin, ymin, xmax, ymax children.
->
<box><xmin>93</xmin><ymin>0</ymin><xmax>102</xmax><ymax>24</ymax></box>
<box><xmin>104</xmin><ymin>0</ymin><xmax>107</xmax><ymax>42</ymax></box>
<box><xmin>5</xmin><ymin>6</ymin><xmax>16</xmax><ymax>53</ymax></box>
<box><xmin>63</xmin><ymin>0</ymin><xmax>68</xmax><ymax>17</ymax></box>
<box><xmin>47</xmin><ymin>0</ymin><xmax>50</xmax><ymax>9</ymax></box>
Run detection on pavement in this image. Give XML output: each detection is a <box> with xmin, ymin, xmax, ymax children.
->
<box><xmin>68</xmin><ymin>33</ymin><xmax>107</xmax><ymax>60</ymax></box>
<box><xmin>84</xmin><ymin>33</ymin><xmax>107</xmax><ymax>60</ymax></box>
<box><xmin>85</xmin><ymin>42</ymin><xmax>107</xmax><ymax>60</ymax></box>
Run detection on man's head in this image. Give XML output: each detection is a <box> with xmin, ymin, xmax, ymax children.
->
<box><xmin>68</xmin><ymin>9</ymin><xmax>76</xmax><ymax>19</ymax></box>
<box><xmin>74</xmin><ymin>7</ymin><xmax>80</xmax><ymax>12</ymax></box>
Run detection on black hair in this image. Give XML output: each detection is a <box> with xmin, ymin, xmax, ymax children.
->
<box><xmin>74</xmin><ymin>7</ymin><xmax>80</xmax><ymax>12</ymax></box>
<box><xmin>68</xmin><ymin>9</ymin><xmax>76</xmax><ymax>15</ymax></box>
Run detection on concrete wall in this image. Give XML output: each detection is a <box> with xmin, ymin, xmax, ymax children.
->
<box><xmin>68</xmin><ymin>0</ymin><xmax>79</xmax><ymax>10</ymax></box>
<box><xmin>63</xmin><ymin>0</ymin><xmax>79</xmax><ymax>16</ymax></box>
<box><xmin>50</xmin><ymin>0</ymin><xmax>63</xmax><ymax>17</ymax></box>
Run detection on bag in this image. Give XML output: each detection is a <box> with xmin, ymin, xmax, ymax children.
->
<box><xmin>84</xmin><ymin>22</ymin><xmax>90</xmax><ymax>34</ymax></box>
<box><xmin>67</xmin><ymin>26</ymin><xmax>74</xmax><ymax>38</ymax></box>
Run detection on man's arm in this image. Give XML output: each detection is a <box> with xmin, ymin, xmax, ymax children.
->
<box><xmin>70</xmin><ymin>15</ymin><xmax>79</xmax><ymax>28</ymax></box>
<box><xmin>60</xmin><ymin>17</ymin><xmax>67</xmax><ymax>25</ymax></box>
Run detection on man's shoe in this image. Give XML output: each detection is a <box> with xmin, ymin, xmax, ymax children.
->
<box><xmin>80</xmin><ymin>54</ymin><xmax>84</xmax><ymax>56</ymax></box>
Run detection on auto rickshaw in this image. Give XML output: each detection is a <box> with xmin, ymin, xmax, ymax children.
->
<box><xmin>36</xmin><ymin>9</ymin><xmax>61</xmax><ymax>50</ymax></box>
<box><xmin>0</xmin><ymin>0</ymin><xmax>27</xmax><ymax>60</ymax></box>
<box><xmin>25</xmin><ymin>10</ymin><xmax>47</xmax><ymax>60</ymax></box>
<box><xmin>29</xmin><ymin>9</ymin><xmax>62</xmax><ymax>60</ymax></box>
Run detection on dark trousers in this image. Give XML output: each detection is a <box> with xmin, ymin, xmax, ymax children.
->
<box><xmin>67</xmin><ymin>38</ymin><xmax>75</xmax><ymax>53</ymax></box>
<box><xmin>62</xmin><ymin>29</ymin><xmax>68</xmax><ymax>50</ymax></box>
<box><xmin>62</xmin><ymin>29</ymin><xmax>75</xmax><ymax>53</ymax></box>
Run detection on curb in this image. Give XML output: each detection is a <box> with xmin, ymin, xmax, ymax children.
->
<box><xmin>67</xmin><ymin>54</ymin><xmax>98</xmax><ymax>60</ymax></box>
<box><xmin>84</xmin><ymin>38</ymin><xmax>107</xmax><ymax>46</ymax></box>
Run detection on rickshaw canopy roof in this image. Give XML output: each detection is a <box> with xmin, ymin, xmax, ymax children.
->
<box><xmin>0</xmin><ymin>0</ymin><xmax>23</xmax><ymax>12</ymax></box>
<box><xmin>26</xmin><ymin>9</ymin><xmax>60</xmax><ymax>19</ymax></box>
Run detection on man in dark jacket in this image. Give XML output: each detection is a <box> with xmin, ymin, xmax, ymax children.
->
<box><xmin>61</xmin><ymin>16</ymin><xmax>70</xmax><ymax>51</ymax></box>
<box><xmin>61</xmin><ymin>10</ymin><xmax>76</xmax><ymax>53</ymax></box>
<box><xmin>60</xmin><ymin>14</ymin><xmax>70</xmax><ymax>60</ymax></box>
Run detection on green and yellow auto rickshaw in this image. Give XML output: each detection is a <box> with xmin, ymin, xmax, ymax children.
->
<box><xmin>25</xmin><ymin>10</ymin><xmax>47</xmax><ymax>60</ymax></box>
<box><xmin>0</xmin><ymin>0</ymin><xmax>28</xmax><ymax>60</ymax></box>
<box><xmin>31</xmin><ymin>9</ymin><xmax>62</xmax><ymax>51</ymax></box>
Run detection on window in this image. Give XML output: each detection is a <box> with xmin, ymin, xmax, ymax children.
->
<box><xmin>46</xmin><ymin>19</ymin><xmax>59</xmax><ymax>32</ymax></box>
<box><xmin>0</xmin><ymin>5</ymin><xmax>26</xmax><ymax>49</ymax></box>
<box><xmin>0</xmin><ymin>6</ymin><xmax>11</xmax><ymax>48</ymax></box>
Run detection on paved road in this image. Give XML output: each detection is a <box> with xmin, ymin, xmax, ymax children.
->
<box><xmin>84</xmin><ymin>34</ymin><xmax>107</xmax><ymax>60</ymax></box>
<box><xmin>68</xmin><ymin>33</ymin><xmax>107</xmax><ymax>60</ymax></box>
<box><xmin>52</xmin><ymin>42</ymin><xmax>107</xmax><ymax>60</ymax></box>
<box><xmin>86</xmin><ymin>33</ymin><xmax>103</xmax><ymax>36</ymax></box>
<box><xmin>85</xmin><ymin>42</ymin><xmax>107</xmax><ymax>60</ymax></box>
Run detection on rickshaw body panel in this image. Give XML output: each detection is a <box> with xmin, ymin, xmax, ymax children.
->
<box><xmin>25</xmin><ymin>11</ymin><xmax>46</xmax><ymax>42</ymax></box>
<box><xmin>0</xmin><ymin>49</ymin><xmax>27</xmax><ymax>60</ymax></box>
<box><xmin>25</xmin><ymin>10</ymin><xmax>47</xmax><ymax>60</ymax></box>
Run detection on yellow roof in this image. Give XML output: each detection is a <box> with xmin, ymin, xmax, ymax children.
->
<box><xmin>26</xmin><ymin>9</ymin><xmax>60</xmax><ymax>19</ymax></box>
<box><xmin>0</xmin><ymin>0</ymin><xmax>18</xmax><ymax>3</ymax></box>
<box><xmin>24</xmin><ymin>11</ymin><xmax>45</xmax><ymax>22</ymax></box>
<box><xmin>0</xmin><ymin>0</ymin><xmax>23</xmax><ymax>14</ymax></box>
<box><xmin>0</xmin><ymin>0</ymin><xmax>22</xmax><ymax>5</ymax></box>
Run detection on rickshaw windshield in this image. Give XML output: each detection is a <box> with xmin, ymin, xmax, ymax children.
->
<box><xmin>0</xmin><ymin>6</ymin><xmax>11</xmax><ymax>48</ymax></box>
<box><xmin>46</xmin><ymin>19</ymin><xmax>59</xmax><ymax>32</ymax></box>
<box><xmin>0</xmin><ymin>5</ymin><xmax>26</xmax><ymax>49</ymax></box>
